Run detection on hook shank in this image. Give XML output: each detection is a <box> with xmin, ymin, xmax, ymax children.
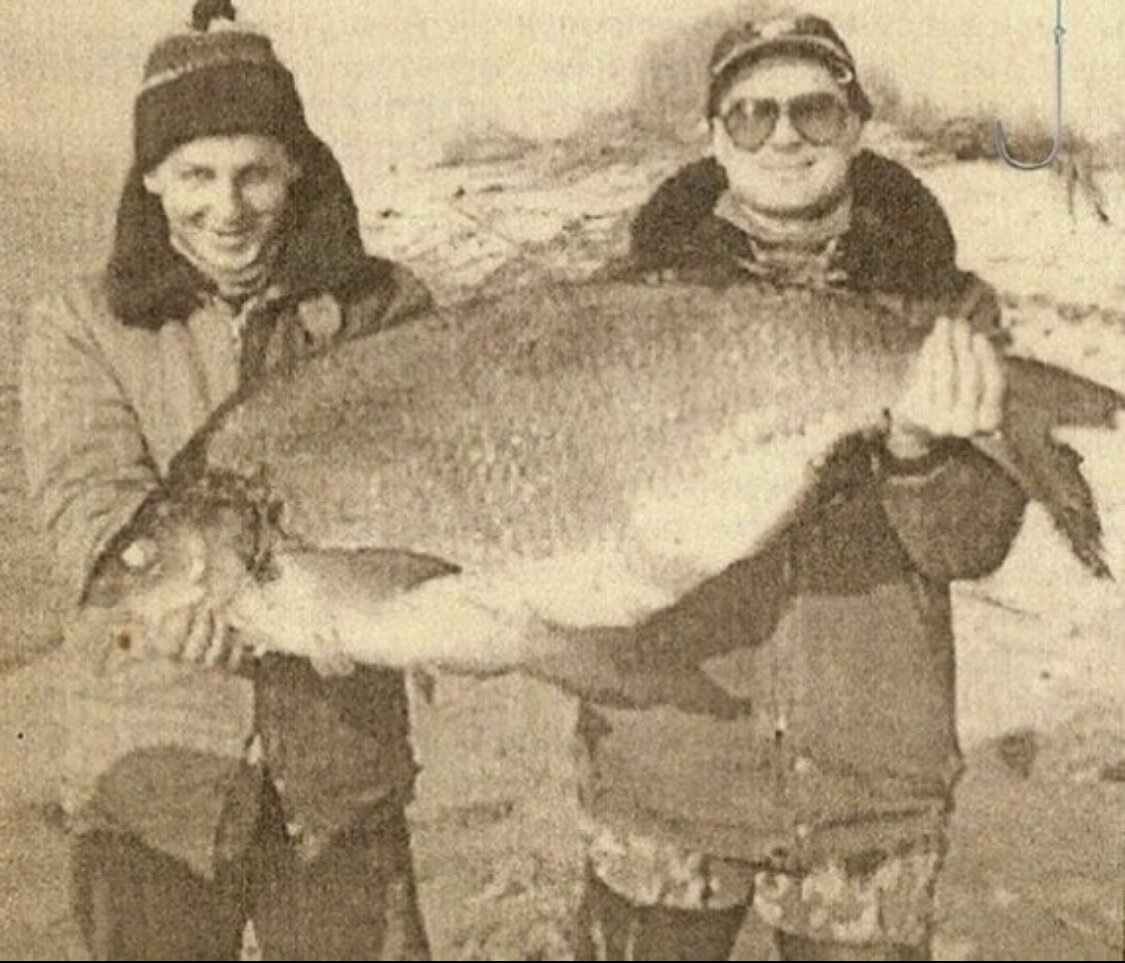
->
<box><xmin>996</xmin><ymin>0</ymin><xmax>1065</xmax><ymax>171</ymax></box>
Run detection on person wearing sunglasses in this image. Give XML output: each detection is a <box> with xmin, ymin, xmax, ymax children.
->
<box><xmin>574</xmin><ymin>14</ymin><xmax>1027</xmax><ymax>961</ymax></box>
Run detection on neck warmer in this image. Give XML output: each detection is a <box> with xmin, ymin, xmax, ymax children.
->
<box><xmin>714</xmin><ymin>187</ymin><xmax>853</xmax><ymax>251</ymax></box>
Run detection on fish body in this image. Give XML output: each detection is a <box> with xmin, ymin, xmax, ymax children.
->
<box><xmin>77</xmin><ymin>281</ymin><xmax>1123</xmax><ymax>712</ymax></box>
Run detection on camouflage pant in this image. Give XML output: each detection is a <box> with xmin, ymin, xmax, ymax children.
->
<box><xmin>580</xmin><ymin>817</ymin><xmax>942</xmax><ymax>953</ymax></box>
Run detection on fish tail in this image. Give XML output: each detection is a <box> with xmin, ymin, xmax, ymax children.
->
<box><xmin>975</xmin><ymin>431</ymin><xmax>1111</xmax><ymax>578</ymax></box>
<box><xmin>987</xmin><ymin>359</ymin><xmax>1124</xmax><ymax>579</ymax></box>
<box><xmin>1006</xmin><ymin>357</ymin><xmax>1125</xmax><ymax>429</ymax></box>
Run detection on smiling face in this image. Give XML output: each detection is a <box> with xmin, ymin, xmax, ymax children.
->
<box><xmin>143</xmin><ymin>134</ymin><xmax>302</xmax><ymax>278</ymax></box>
<box><xmin>711</xmin><ymin>55</ymin><xmax>862</xmax><ymax>217</ymax></box>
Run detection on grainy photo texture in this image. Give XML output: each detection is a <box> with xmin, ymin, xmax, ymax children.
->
<box><xmin>0</xmin><ymin>1</ymin><xmax>1122</xmax><ymax>959</ymax></box>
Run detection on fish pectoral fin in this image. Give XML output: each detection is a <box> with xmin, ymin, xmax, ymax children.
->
<box><xmin>233</xmin><ymin>555</ymin><xmax>562</xmax><ymax>671</ymax></box>
<box><xmin>228</xmin><ymin>547</ymin><xmax>461</xmax><ymax>665</ymax></box>
<box><xmin>262</xmin><ymin>546</ymin><xmax>461</xmax><ymax>595</ymax></box>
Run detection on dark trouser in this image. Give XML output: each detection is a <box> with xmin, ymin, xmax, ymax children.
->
<box><xmin>573</xmin><ymin>869</ymin><xmax>930</xmax><ymax>962</ymax></box>
<box><xmin>573</xmin><ymin>870</ymin><xmax>747</xmax><ymax>962</ymax></box>
<box><xmin>70</xmin><ymin>785</ymin><xmax>430</xmax><ymax>962</ymax></box>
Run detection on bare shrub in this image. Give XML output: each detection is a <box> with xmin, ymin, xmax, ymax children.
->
<box><xmin>631</xmin><ymin>1</ymin><xmax>787</xmax><ymax>140</ymax></box>
<box><xmin>438</xmin><ymin>123</ymin><xmax>540</xmax><ymax>169</ymax></box>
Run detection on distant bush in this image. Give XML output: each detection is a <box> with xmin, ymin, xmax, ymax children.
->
<box><xmin>438</xmin><ymin>123</ymin><xmax>540</xmax><ymax>168</ymax></box>
<box><xmin>631</xmin><ymin>1</ymin><xmax>787</xmax><ymax>141</ymax></box>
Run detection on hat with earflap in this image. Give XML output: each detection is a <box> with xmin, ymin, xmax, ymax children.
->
<box><xmin>133</xmin><ymin>0</ymin><xmax>314</xmax><ymax>172</ymax></box>
<box><xmin>108</xmin><ymin>0</ymin><xmax>387</xmax><ymax>330</ymax></box>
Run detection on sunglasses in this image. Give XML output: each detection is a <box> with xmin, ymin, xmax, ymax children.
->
<box><xmin>719</xmin><ymin>92</ymin><xmax>851</xmax><ymax>152</ymax></box>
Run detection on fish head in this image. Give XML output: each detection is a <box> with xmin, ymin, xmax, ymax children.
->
<box><xmin>69</xmin><ymin>472</ymin><xmax>276</xmax><ymax>667</ymax></box>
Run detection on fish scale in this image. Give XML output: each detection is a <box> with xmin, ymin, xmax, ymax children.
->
<box><xmin>186</xmin><ymin>282</ymin><xmax>917</xmax><ymax>571</ymax></box>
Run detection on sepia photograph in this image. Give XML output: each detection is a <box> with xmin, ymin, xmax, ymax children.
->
<box><xmin>0</xmin><ymin>0</ymin><xmax>1122</xmax><ymax>958</ymax></box>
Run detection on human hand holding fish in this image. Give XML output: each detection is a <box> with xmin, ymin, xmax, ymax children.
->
<box><xmin>887</xmin><ymin>315</ymin><xmax>1006</xmax><ymax>459</ymax></box>
<box><xmin>106</xmin><ymin>532</ymin><xmax>362</xmax><ymax>678</ymax></box>
<box><xmin>102</xmin><ymin>531</ymin><xmax>252</xmax><ymax>671</ymax></box>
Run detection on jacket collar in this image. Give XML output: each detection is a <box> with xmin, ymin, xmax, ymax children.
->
<box><xmin>105</xmin><ymin>135</ymin><xmax>385</xmax><ymax>329</ymax></box>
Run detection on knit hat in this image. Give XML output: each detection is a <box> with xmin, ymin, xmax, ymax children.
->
<box><xmin>707</xmin><ymin>14</ymin><xmax>873</xmax><ymax>121</ymax></box>
<box><xmin>133</xmin><ymin>0</ymin><xmax>313</xmax><ymax>172</ymax></box>
<box><xmin>107</xmin><ymin>1</ymin><xmax>386</xmax><ymax>329</ymax></box>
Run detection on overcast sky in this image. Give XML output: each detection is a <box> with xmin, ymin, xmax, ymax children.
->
<box><xmin>2</xmin><ymin>0</ymin><xmax>1121</xmax><ymax>171</ymax></box>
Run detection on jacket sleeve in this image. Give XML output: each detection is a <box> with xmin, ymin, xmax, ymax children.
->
<box><xmin>341</xmin><ymin>259</ymin><xmax>435</xmax><ymax>341</ymax></box>
<box><xmin>878</xmin><ymin>443</ymin><xmax>1027</xmax><ymax>581</ymax></box>
<box><xmin>379</xmin><ymin>262</ymin><xmax>435</xmax><ymax>328</ymax></box>
<box><xmin>19</xmin><ymin>289</ymin><xmax>161</xmax><ymax>604</ymax></box>
<box><xmin>878</xmin><ymin>273</ymin><xmax>1026</xmax><ymax>581</ymax></box>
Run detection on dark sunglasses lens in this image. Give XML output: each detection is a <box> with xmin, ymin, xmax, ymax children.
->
<box><xmin>722</xmin><ymin>99</ymin><xmax>779</xmax><ymax>152</ymax></box>
<box><xmin>790</xmin><ymin>93</ymin><xmax>849</xmax><ymax>145</ymax></box>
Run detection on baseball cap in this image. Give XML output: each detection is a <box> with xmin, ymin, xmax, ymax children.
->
<box><xmin>707</xmin><ymin>14</ymin><xmax>873</xmax><ymax>120</ymax></box>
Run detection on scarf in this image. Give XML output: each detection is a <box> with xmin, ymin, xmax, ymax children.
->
<box><xmin>168</xmin><ymin>231</ymin><xmax>280</xmax><ymax>305</ymax></box>
<box><xmin>714</xmin><ymin>188</ymin><xmax>853</xmax><ymax>286</ymax></box>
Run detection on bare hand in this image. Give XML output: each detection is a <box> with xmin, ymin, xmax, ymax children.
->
<box><xmin>890</xmin><ymin>316</ymin><xmax>1005</xmax><ymax>455</ymax></box>
<box><xmin>115</xmin><ymin>535</ymin><xmax>249</xmax><ymax>670</ymax></box>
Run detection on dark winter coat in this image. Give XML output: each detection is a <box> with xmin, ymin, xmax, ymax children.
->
<box><xmin>576</xmin><ymin>150</ymin><xmax>1028</xmax><ymax>868</ymax></box>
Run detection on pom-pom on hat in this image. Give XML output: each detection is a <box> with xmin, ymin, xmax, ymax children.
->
<box><xmin>707</xmin><ymin>13</ymin><xmax>873</xmax><ymax>121</ymax></box>
<box><xmin>133</xmin><ymin>0</ymin><xmax>312</xmax><ymax>172</ymax></box>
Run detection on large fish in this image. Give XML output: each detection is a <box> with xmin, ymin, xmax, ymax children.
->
<box><xmin>74</xmin><ymin>280</ymin><xmax>1123</xmax><ymax>715</ymax></box>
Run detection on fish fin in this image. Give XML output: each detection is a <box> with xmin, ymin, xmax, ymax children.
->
<box><xmin>262</xmin><ymin>546</ymin><xmax>460</xmax><ymax>594</ymax></box>
<box><xmin>1027</xmin><ymin>436</ymin><xmax>1113</xmax><ymax>579</ymax></box>
<box><xmin>523</xmin><ymin>632</ymin><xmax>751</xmax><ymax>719</ymax></box>
<box><xmin>995</xmin><ymin>358</ymin><xmax>1123</xmax><ymax>579</ymax></box>
<box><xmin>229</xmin><ymin>548</ymin><xmax>470</xmax><ymax>667</ymax></box>
<box><xmin>1006</xmin><ymin>356</ymin><xmax>1125</xmax><ymax>429</ymax></box>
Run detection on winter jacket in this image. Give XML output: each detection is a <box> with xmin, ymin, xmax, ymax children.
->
<box><xmin>20</xmin><ymin>139</ymin><xmax>434</xmax><ymax>878</ymax></box>
<box><xmin>577</xmin><ymin>150</ymin><xmax>1029</xmax><ymax>868</ymax></box>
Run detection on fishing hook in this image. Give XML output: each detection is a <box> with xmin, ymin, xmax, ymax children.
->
<box><xmin>996</xmin><ymin>0</ymin><xmax>1065</xmax><ymax>170</ymax></box>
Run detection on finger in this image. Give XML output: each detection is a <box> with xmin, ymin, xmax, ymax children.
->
<box><xmin>180</xmin><ymin>606</ymin><xmax>212</xmax><ymax>664</ymax></box>
<box><xmin>203</xmin><ymin>611</ymin><xmax>229</xmax><ymax>668</ymax></box>
<box><xmin>948</xmin><ymin>319</ymin><xmax>979</xmax><ymax>436</ymax></box>
<box><xmin>896</xmin><ymin>319</ymin><xmax>935</xmax><ymax>430</ymax></box>
<box><xmin>974</xmin><ymin>333</ymin><xmax>1005</xmax><ymax>433</ymax></box>
<box><xmin>926</xmin><ymin>316</ymin><xmax>954</xmax><ymax>435</ymax></box>
<box><xmin>146</xmin><ymin>605</ymin><xmax>187</xmax><ymax>659</ymax></box>
<box><xmin>225</xmin><ymin>639</ymin><xmax>243</xmax><ymax>672</ymax></box>
<box><xmin>223</xmin><ymin>626</ymin><xmax>249</xmax><ymax>671</ymax></box>
<box><xmin>309</xmin><ymin>631</ymin><xmax>355</xmax><ymax>677</ymax></box>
